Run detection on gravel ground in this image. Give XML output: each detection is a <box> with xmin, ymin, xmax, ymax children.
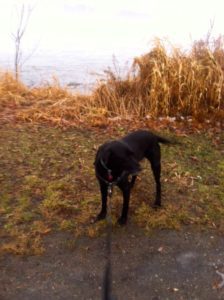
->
<box><xmin>1</xmin><ymin>226</ymin><xmax>224</xmax><ymax>300</ymax></box>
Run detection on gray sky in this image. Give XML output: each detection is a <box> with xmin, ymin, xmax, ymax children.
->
<box><xmin>0</xmin><ymin>0</ymin><xmax>224</xmax><ymax>57</ymax></box>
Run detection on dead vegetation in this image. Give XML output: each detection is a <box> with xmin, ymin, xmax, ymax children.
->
<box><xmin>93</xmin><ymin>38</ymin><xmax>224</xmax><ymax>121</ymax></box>
<box><xmin>0</xmin><ymin>37</ymin><xmax>224</xmax><ymax>127</ymax></box>
<box><xmin>0</xmin><ymin>37</ymin><xmax>224</xmax><ymax>255</ymax></box>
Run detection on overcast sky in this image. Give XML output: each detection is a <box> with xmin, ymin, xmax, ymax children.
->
<box><xmin>0</xmin><ymin>0</ymin><xmax>224</xmax><ymax>57</ymax></box>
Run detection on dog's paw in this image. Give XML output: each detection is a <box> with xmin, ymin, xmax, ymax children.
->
<box><xmin>152</xmin><ymin>203</ymin><xmax>162</xmax><ymax>210</ymax></box>
<box><xmin>95</xmin><ymin>212</ymin><xmax>107</xmax><ymax>222</ymax></box>
<box><xmin>117</xmin><ymin>217</ymin><xmax>127</xmax><ymax>226</ymax></box>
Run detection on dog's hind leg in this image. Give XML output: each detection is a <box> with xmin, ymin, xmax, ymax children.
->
<box><xmin>96</xmin><ymin>181</ymin><xmax>108</xmax><ymax>221</ymax></box>
<box><xmin>151</xmin><ymin>162</ymin><xmax>161</xmax><ymax>207</ymax></box>
<box><xmin>146</xmin><ymin>144</ymin><xmax>162</xmax><ymax>207</ymax></box>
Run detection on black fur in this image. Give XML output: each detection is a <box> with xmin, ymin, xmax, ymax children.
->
<box><xmin>94</xmin><ymin>130</ymin><xmax>172</xmax><ymax>225</ymax></box>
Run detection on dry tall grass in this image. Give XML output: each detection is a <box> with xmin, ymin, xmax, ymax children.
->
<box><xmin>0</xmin><ymin>37</ymin><xmax>224</xmax><ymax>124</ymax></box>
<box><xmin>93</xmin><ymin>38</ymin><xmax>224</xmax><ymax>120</ymax></box>
<box><xmin>0</xmin><ymin>71</ymin><xmax>30</xmax><ymax>109</ymax></box>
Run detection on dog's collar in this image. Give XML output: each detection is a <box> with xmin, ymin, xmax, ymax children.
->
<box><xmin>100</xmin><ymin>158</ymin><xmax>113</xmax><ymax>182</ymax></box>
<box><xmin>99</xmin><ymin>158</ymin><xmax>140</xmax><ymax>184</ymax></box>
<box><xmin>98</xmin><ymin>158</ymin><xmax>129</xmax><ymax>185</ymax></box>
<box><xmin>100</xmin><ymin>158</ymin><xmax>110</xmax><ymax>172</ymax></box>
<box><xmin>96</xmin><ymin>170</ymin><xmax>127</xmax><ymax>186</ymax></box>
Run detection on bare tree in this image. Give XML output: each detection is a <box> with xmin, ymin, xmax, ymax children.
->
<box><xmin>11</xmin><ymin>3</ymin><xmax>34</xmax><ymax>81</ymax></box>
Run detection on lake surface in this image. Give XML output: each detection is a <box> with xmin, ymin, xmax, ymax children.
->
<box><xmin>0</xmin><ymin>50</ymin><xmax>137</xmax><ymax>93</ymax></box>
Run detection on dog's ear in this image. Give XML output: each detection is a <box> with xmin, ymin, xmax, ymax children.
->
<box><xmin>94</xmin><ymin>144</ymin><xmax>111</xmax><ymax>163</ymax></box>
<box><xmin>125</xmin><ymin>146</ymin><xmax>134</xmax><ymax>156</ymax></box>
<box><xmin>102</xmin><ymin>149</ymin><xmax>112</xmax><ymax>165</ymax></box>
<box><xmin>124</xmin><ymin>146</ymin><xmax>141</xmax><ymax>174</ymax></box>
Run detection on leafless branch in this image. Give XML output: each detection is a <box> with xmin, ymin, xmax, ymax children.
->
<box><xmin>11</xmin><ymin>3</ymin><xmax>35</xmax><ymax>80</ymax></box>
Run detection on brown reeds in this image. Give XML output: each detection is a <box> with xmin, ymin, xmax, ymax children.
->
<box><xmin>0</xmin><ymin>71</ymin><xmax>31</xmax><ymax>109</ymax></box>
<box><xmin>19</xmin><ymin>79</ymin><xmax>91</xmax><ymax>124</ymax></box>
<box><xmin>0</xmin><ymin>37</ymin><xmax>224</xmax><ymax>124</ymax></box>
<box><xmin>93</xmin><ymin>38</ymin><xmax>224</xmax><ymax>120</ymax></box>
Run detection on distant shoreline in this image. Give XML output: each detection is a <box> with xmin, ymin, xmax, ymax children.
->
<box><xmin>0</xmin><ymin>50</ymin><xmax>137</xmax><ymax>91</ymax></box>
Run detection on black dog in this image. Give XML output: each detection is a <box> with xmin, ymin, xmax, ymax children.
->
<box><xmin>94</xmin><ymin>130</ymin><xmax>172</xmax><ymax>225</ymax></box>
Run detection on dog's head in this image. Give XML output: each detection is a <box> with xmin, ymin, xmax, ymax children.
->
<box><xmin>95</xmin><ymin>141</ymin><xmax>141</xmax><ymax>179</ymax></box>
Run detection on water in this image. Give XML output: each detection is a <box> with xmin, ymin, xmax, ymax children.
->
<box><xmin>0</xmin><ymin>50</ymin><xmax>136</xmax><ymax>93</ymax></box>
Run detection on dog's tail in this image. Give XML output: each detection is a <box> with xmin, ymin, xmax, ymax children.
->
<box><xmin>157</xmin><ymin>135</ymin><xmax>179</xmax><ymax>145</ymax></box>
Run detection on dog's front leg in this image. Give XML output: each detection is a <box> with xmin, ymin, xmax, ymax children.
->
<box><xmin>118</xmin><ymin>181</ymin><xmax>131</xmax><ymax>225</ymax></box>
<box><xmin>130</xmin><ymin>175</ymin><xmax>137</xmax><ymax>189</ymax></box>
<box><xmin>96</xmin><ymin>180</ymin><xmax>108</xmax><ymax>221</ymax></box>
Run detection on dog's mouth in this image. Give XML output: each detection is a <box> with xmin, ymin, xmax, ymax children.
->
<box><xmin>98</xmin><ymin>154</ymin><xmax>141</xmax><ymax>182</ymax></box>
<box><xmin>124</xmin><ymin>160</ymin><xmax>141</xmax><ymax>176</ymax></box>
<box><xmin>126</xmin><ymin>166</ymin><xmax>141</xmax><ymax>176</ymax></box>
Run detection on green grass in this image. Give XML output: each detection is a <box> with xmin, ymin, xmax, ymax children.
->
<box><xmin>0</xmin><ymin>124</ymin><xmax>223</xmax><ymax>255</ymax></box>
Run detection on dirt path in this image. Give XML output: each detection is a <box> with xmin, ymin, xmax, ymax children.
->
<box><xmin>1</xmin><ymin>226</ymin><xmax>224</xmax><ymax>300</ymax></box>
